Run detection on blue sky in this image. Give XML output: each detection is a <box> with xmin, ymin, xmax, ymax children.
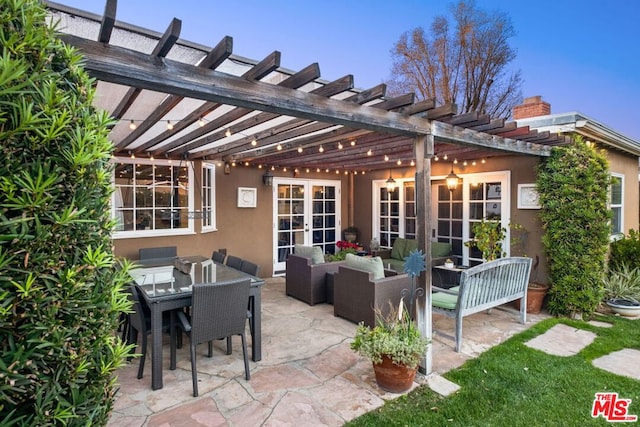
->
<box><xmin>54</xmin><ymin>0</ymin><xmax>640</xmax><ymax>140</ymax></box>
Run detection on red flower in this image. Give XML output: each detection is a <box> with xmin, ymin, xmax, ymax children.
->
<box><xmin>336</xmin><ymin>240</ymin><xmax>359</xmax><ymax>250</ymax></box>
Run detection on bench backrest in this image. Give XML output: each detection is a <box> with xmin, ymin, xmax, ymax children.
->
<box><xmin>457</xmin><ymin>257</ymin><xmax>532</xmax><ymax>315</ymax></box>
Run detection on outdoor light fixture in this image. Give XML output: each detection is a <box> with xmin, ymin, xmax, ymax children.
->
<box><xmin>386</xmin><ymin>169</ymin><xmax>397</xmax><ymax>192</ymax></box>
<box><xmin>446</xmin><ymin>165</ymin><xmax>460</xmax><ymax>191</ymax></box>
<box><xmin>262</xmin><ymin>169</ymin><xmax>273</xmax><ymax>187</ymax></box>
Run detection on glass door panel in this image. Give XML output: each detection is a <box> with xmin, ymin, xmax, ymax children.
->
<box><xmin>273</xmin><ymin>179</ymin><xmax>340</xmax><ymax>275</ymax></box>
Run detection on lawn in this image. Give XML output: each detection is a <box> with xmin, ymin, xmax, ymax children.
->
<box><xmin>346</xmin><ymin>315</ymin><xmax>640</xmax><ymax>426</ymax></box>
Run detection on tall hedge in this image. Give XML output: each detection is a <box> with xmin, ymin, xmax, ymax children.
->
<box><xmin>536</xmin><ymin>136</ymin><xmax>611</xmax><ymax>317</ymax></box>
<box><xmin>0</xmin><ymin>0</ymin><xmax>131</xmax><ymax>424</ymax></box>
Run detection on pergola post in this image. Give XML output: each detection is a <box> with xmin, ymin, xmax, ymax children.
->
<box><xmin>414</xmin><ymin>132</ymin><xmax>434</xmax><ymax>374</ymax></box>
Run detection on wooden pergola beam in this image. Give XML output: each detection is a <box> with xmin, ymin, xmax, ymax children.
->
<box><xmin>60</xmin><ymin>34</ymin><xmax>434</xmax><ymax>137</ymax></box>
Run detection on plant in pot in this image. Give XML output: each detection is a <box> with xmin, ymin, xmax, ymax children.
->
<box><xmin>351</xmin><ymin>300</ymin><xmax>428</xmax><ymax>393</ymax></box>
<box><xmin>464</xmin><ymin>219</ymin><xmax>507</xmax><ymax>261</ymax></box>
<box><xmin>601</xmin><ymin>264</ymin><xmax>640</xmax><ymax>317</ymax></box>
<box><xmin>514</xmin><ymin>255</ymin><xmax>549</xmax><ymax>314</ymax></box>
<box><xmin>326</xmin><ymin>240</ymin><xmax>359</xmax><ymax>261</ymax></box>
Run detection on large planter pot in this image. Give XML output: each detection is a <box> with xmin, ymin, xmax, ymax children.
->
<box><xmin>372</xmin><ymin>355</ymin><xmax>417</xmax><ymax>393</ymax></box>
<box><xmin>606</xmin><ymin>299</ymin><xmax>640</xmax><ymax>317</ymax></box>
<box><xmin>514</xmin><ymin>283</ymin><xmax>549</xmax><ymax>314</ymax></box>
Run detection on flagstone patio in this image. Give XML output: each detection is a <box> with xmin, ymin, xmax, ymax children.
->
<box><xmin>107</xmin><ymin>277</ymin><xmax>549</xmax><ymax>426</ymax></box>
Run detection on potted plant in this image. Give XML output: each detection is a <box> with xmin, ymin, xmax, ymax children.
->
<box><xmin>326</xmin><ymin>240</ymin><xmax>359</xmax><ymax>261</ymax></box>
<box><xmin>514</xmin><ymin>255</ymin><xmax>549</xmax><ymax>314</ymax></box>
<box><xmin>464</xmin><ymin>219</ymin><xmax>506</xmax><ymax>261</ymax></box>
<box><xmin>351</xmin><ymin>300</ymin><xmax>428</xmax><ymax>393</ymax></box>
<box><xmin>343</xmin><ymin>226</ymin><xmax>359</xmax><ymax>243</ymax></box>
<box><xmin>601</xmin><ymin>264</ymin><xmax>640</xmax><ymax>317</ymax></box>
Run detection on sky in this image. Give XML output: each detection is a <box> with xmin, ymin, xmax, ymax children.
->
<box><xmin>53</xmin><ymin>0</ymin><xmax>640</xmax><ymax>141</ymax></box>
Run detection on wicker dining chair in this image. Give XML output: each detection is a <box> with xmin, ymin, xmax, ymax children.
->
<box><xmin>240</xmin><ymin>260</ymin><xmax>260</xmax><ymax>276</ymax></box>
<box><xmin>225</xmin><ymin>255</ymin><xmax>243</xmax><ymax>270</ymax></box>
<box><xmin>177</xmin><ymin>278</ymin><xmax>252</xmax><ymax>397</ymax></box>
<box><xmin>211</xmin><ymin>251</ymin><xmax>226</xmax><ymax>264</ymax></box>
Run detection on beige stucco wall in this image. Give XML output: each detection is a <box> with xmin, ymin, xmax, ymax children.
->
<box><xmin>113</xmin><ymin>162</ymin><xmax>351</xmax><ymax>277</ymax></box>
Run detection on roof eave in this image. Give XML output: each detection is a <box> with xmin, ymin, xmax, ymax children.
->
<box><xmin>517</xmin><ymin>112</ymin><xmax>640</xmax><ymax>156</ymax></box>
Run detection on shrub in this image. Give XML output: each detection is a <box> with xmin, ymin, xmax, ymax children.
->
<box><xmin>609</xmin><ymin>229</ymin><xmax>640</xmax><ymax>271</ymax></box>
<box><xmin>536</xmin><ymin>136</ymin><xmax>611</xmax><ymax>317</ymax></box>
<box><xmin>601</xmin><ymin>264</ymin><xmax>640</xmax><ymax>303</ymax></box>
<box><xmin>0</xmin><ymin>1</ymin><xmax>131</xmax><ymax>424</ymax></box>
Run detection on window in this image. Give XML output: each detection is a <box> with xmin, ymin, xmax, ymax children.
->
<box><xmin>112</xmin><ymin>158</ymin><xmax>193</xmax><ymax>238</ymax></box>
<box><xmin>610</xmin><ymin>174</ymin><xmax>623</xmax><ymax>235</ymax></box>
<box><xmin>202</xmin><ymin>163</ymin><xmax>216</xmax><ymax>231</ymax></box>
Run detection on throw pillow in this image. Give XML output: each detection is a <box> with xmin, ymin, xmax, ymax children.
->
<box><xmin>294</xmin><ymin>244</ymin><xmax>325</xmax><ymax>264</ymax></box>
<box><xmin>345</xmin><ymin>253</ymin><xmax>385</xmax><ymax>280</ymax></box>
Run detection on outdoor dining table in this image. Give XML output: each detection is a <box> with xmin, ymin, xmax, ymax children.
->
<box><xmin>130</xmin><ymin>255</ymin><xmax>264</xmax><ymax>390</ymax></box>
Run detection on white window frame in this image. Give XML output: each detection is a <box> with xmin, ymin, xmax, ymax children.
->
<box><xmin>201</xmin><ymin>162</ymin><xmax>217</xmax><ymax>232</ymax></box>
<box><xmin>111</xmin><ymin>157</ymin><xmax>195</xmax><ymax>239</ymax></box>
<box><xmin>609</xmin><ymin>173</ymin><xmax>624</xmax><ymax>235</ymax></box>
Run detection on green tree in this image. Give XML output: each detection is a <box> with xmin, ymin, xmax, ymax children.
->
<box><xmin>0</xmin><ymin>0</ymin><xmax>131</xmax><ymax>424</ymax></box>
<box><xmin>388</xmin><ymin>0</ymin><xmax>522</xmax><ymax>118</ymax></box>
<box><xmin>536</xmin><ymin>136</ymin><xmax>611</xmax><ymax>317</ymax></box>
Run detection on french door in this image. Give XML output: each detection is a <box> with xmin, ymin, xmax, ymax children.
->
<box><xmin>272</xmin><ymin>178</ymin><xmax>341</xmax><ymax>274</ymax></box>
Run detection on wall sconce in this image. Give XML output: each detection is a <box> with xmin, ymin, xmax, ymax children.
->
<box><xmin>262</xmin><ymin>170</ymin><xmax>273</xmax><ymax>187</ymax></box>
<box><xmin>385</xmin><ymin>169</ymin><xmax>396</xmax><ymax>192</ymax></box>
<box><xmin>224</xmin><ymin>163</ymin><xmax>231</xmax><ymax>175</ymax></box>
<box><xmin>446</xmin><ymin>165</ymin><xmax>460</xmax><ymax>191</ymax></box>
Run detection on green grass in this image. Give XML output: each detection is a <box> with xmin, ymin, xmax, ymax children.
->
<box><xmin>346</xmin><ymin>315</ymin><xmax>640</xmax><ymax>426</ymax></box>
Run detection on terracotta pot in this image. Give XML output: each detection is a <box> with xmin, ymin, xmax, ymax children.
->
<box><xmin>514</xmin><ymin>284</ymin><xmax>549</xmax><ymax>314</ymax></box>
<box><xmin>372</xmin><ymin>355</ymin><xmax>417</xmax><ymax>393</ymax></box>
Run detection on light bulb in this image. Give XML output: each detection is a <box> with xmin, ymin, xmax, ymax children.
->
<box><xmin>251</xmin><ymin>138</ymin><xmax>257</xmax><ymax>146</ymax></box>
<box><xmin>225</xmin><ymin>128</ymin><xmax>232</xmax><ymax>137</ymax></box>
<box><xmin>166</xmin><ymin>121</ymin><xmax>173</xmax><ymax>130</ymax></box>
<box><xmin>129</xmin><ymin>120</ymin><xmax>137</xmax><ymax>130</ymax></box>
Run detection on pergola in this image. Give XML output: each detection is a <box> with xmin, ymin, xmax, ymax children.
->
<box><xmin>46</xmin><ymin>0</ymin><xmax>568</xmax><ymax>371</ymax></box>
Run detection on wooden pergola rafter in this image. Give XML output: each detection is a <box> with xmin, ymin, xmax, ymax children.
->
<box><xmin>47</xmin><ymin>0</ymin><xmax>566</xmax><ymax>173</ymax></box>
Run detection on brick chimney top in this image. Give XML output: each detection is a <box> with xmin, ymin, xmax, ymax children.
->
<box><xmin>513</xmin><ymin>96</ymin><xmax>551</xmax><ymax>120</ymax></box>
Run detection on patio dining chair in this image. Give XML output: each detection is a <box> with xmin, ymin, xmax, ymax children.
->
<box><xmin>126</xmin><ymin>285</ymin><xmax>177</xmax><ymax>379</ymax></box>
<box><xmin>139</xmin><ymin>246</ymin><xmax>177</xmax><ymax>260</ymax></box>
<box><xmin>225</xmin><ymin>255</ymin><xmax>243</xmax><ymax>270</ymax></box>
<box><xmin>212</xmin><ymin>250</ymin><xmax>226</xmax><ymax>264</ymax></box>
<box><xmin>176</xmin><ymin>278</ymin><xmax>252</xmax><ymax>397</ymax></box>
<box><xmin>240</xmin><ymin>260</ymin><xmax>260</xmax><ymax>276</ymax></box>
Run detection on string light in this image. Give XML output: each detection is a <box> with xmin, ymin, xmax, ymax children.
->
<box><xmin>453</xmin><ymin>158</ymin><xmax>458</xmax><ymax>164</ymax></box>
<box><xmin>434</xmin><ymin>155</ymin><xmax>439</xmax><ymax>161</ymax></box>
<box><xmin>338</xmin><ymin>142</ymin><xmax>343</xmax><ymax>149</ymax></box>
<box><xmin>318</xmin><ymin>145</ymin><xmax>324</xmax><ymax>153</ymax></box>
<box><xmin>350</xmin><ymin>140</ymin><xmax>356</xmax><ymax>146</ymax></box>
<box><xmin>297</xmin><ymin>146</ymin><xmax>303</xmax><ymax>153</ymax></box>
<box><xmin>384</xmin><ymin>155</ymin><xmax>389</xmax><ymax>161</ymax></box>
<box><xmin>166</xmin><ymin>121</ymin><xmax>173</xmax><ymax>130</ymax></box>
<box><xmin>367</xmin><ymin>149</ymin><xmax>373</xmax><ymax>156</ymax></box>
<box><xmin>251</xmin><ymin>137</ymin><xmax>257</xmax><ymax>146</ymax></box>
<box><xmin>277</xmin><ymin>143</ymin><xmax>283</xmax><ymax>151</ymax></box>
<box><xmin>198</xmin><ymin>118</ymin><xmax>205</xmax><ymax>127</ymax></box>
<box><xmin>482</xmin><ymin>158</ymin><xmax>486</xmax><ymax>164</ymax></box>
<box><xmin>443</xmin><ymin>154</ymin><xmax>448</xmax><ymax>160</ymax></box>
<box><xmin>129</xmin><ymin>120</ymin><xmax>137</xmax><ymax>130</ymax></box>
<box><xmin>225</xmin><ymin>128</ymin><xmax>232</xmax><ymax>137</ymax></box>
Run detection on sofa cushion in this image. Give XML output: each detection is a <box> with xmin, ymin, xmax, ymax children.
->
<box><xmin>390</xmin><ymin>238</ymin><xmax>406</xmax><ymax>260</ymax></box>
<box><xmin>294</xmin><ymin>244</ymin><xmax>325</xmax><ymax>264</ymax></box>
<box><xmin>432</xmin><ymin>291</ymin><xmax>459</xmax><ymax>310</ymax></box>
<box><xmin>431</xmin><ymin>242</ymin><xmax>452</xmax><ymax>258</ymax></box>
<box><xmin>404</xmin><ymin>239</ymin><xmax>418</xmax><ymax>257</ymax></box>
<box><xmin>345</xmin><ymin>253</ymin><xmax>385</xmax><ymax>280</ymax></box>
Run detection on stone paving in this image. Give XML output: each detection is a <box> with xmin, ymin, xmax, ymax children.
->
<box><xmin>108</xmin><ymin>278</ymin><xmax>592</xmax><ymax>426</ymax></box>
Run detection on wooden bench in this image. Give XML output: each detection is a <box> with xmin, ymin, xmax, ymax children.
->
<box><xmin>432</xmin><ymin>257</ymin><xmax>532</xmax><ymax>352</ymax></box>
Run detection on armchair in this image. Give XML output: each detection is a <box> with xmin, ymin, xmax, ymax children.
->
<box><xmin>333</xmin><ymin>261</ymin><xmax>411</xmax><ymax>327</ymax></box>
<box><xmin>285</xmin><ymin>254</ymin><xmax>344</xmax><ymax>305</ymax></box>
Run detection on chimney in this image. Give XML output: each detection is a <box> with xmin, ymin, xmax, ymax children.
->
<box><xmin>512</xmin><ymin>96</ymin><xmax>551</xmax><ymax>120</ymax></box>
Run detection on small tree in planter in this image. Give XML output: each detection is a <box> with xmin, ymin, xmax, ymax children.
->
<box><xmin>0</xmin><ymin>1</ymin><xmax>131</xmax><ymax>424</ymax></box>
<box><xmin>536</xmin><ymin>136</ymin><xmax>611</xmax><ymax>317</ymax></box>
